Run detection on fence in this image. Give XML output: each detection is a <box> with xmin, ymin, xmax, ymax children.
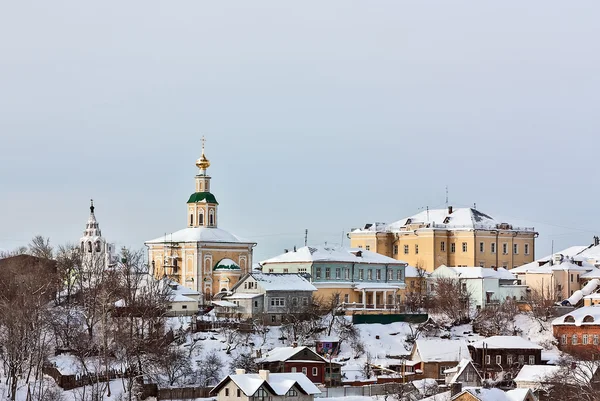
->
<box><xmin>43</xmin><ymin>365</ymin><xmax>134</xmax><ymax>391</ymax></box>
<box><xmin>352</xmin><ymin>313</ymin><xmax>429</xmax><ymax>325</ymax></box>
<box><xmin>193</xmin><ymin>319</ymin><xmax>253</xmax><ymax>333</ymax></box>
<box><xmin>156</xmin><ymin>387</ymin><xmax>212</xmax><ymax>400</ymax></box>
<box><xmin>315</xmin><ymin>383</ymin><xmax>402</xmax><ymax>398</ymax></box>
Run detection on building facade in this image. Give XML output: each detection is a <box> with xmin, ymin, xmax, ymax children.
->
<box><xmin>349</xmin><ymin>207</ymin><xmax>537</xmax><ymax>272</ymax></box>
<box><xmin>259</xmin><ymin>246</ymin><xmax>406</xmax><ymax>313</ymax></box>
<box><xmin>409</xmin><ymin>339</ymin><xmax>470</xmax><ymax>380</ymax></box>
<box><xmin>553</xmin><ymin>306</ymin><xmax>600</xmax><ymax>352</ymax></box>
<box><xmin>145</xmin><ymin>142</ymin><xmax>256</xmax><ymax>301</ymax></box>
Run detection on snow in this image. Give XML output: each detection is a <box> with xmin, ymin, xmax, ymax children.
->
<box><xmin>552</xmin><ymin>305</ymin><xmax>600</xmax><ymax>326</ymax></box>
<box><xmin>249</xmin><ymin>272</ymin><xmax>317</xmax><ymax>291</ymax></box>
<box><xmin>469</xmin><ymin>336</ymin><xmax>543</xmax><ymax>350</ymax></box>
<box><xmin>445</xmin><ymin>359</ymin><xmax>478</xmax><ymax>384</ymax></box>
<box><xmin>354</xmin><ymin>283</ymin><xmax>403</xmax><ymax>290</ymax></box>
<box><xmin>212</xmin><ymin>300</ymin><xmax>238</xmax><ymax>307</ymax></box>
<box><xmin>511</xmin><ymin>246</ymin><xmax>592</xmax><ymax>273</ymax></box>
<box><xmin>226</xmin><ymin>373</ymin><xmax>320</xmax><ymax>396</ymax></box>
<box><xmin>462</xmin><ymin>388</ymin><xmax>531</xmax><ymax>401</ymax></box>
<box><xmin>225</xmin><ymin>293</ymin><xmax>262</xmax><ymax>299</ymax></box>
<box><xmin>411</xmin><ymin>378</ymin><xmax>438</xmax><ymax>395</ymax></box>
<box><xmin>414</xmin><ymin>339</ymin><xmax>470</xmax><ymax>362</ymax></box>
<box><xmin>405</xmin><ymin>265</ymin><xmax>430</xmax><ymax>278</ymax></box>
<box><xmin>260</xmin><ymin>246</ymin><xmax>405</xmax><ymax>266</ymax></box>
<box><xmin>431</xmin><ymin>266</ymin><xmax>517</xmax><ymax>280</ymax></box>
<box><xmin>48</xmin><ymin>354</ymin><xmax>123</xmax><ymax>376</ymax></box>
<box><xmin>259</xmin><ymin>346</ymin><xmax>325</xmax><ymax>363</ymax></box>
<box><xmin>513</xmin><ymin>365</ymin><xmax>560</xmax><ymax>383</ymax></box>
<box><xmin>146</xmin><ymin>227</ymin><xmax>254</xmax><ymax>244</ymax></box>
<box><xmin>421</xmin><ymin>391</ymin><xmax>451</xmax><ymax>401</ymax></box>
<box><xmin>565</xmin><ymin>278</ymin><xmax>600</xmax><ymax>305</ymax></box>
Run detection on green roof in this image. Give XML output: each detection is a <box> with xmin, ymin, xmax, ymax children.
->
<box><xmin>187</xmin><ymin>192</ymin><xmax>218</xmax><ymax>204</ymax></box>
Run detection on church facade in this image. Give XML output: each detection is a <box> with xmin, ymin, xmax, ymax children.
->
<box><xmin>145</xmin><ymin>142</ymin><xmax>256</xmax><ymax>302</ymax></box>
<box><xmin>79</xmin><ymin>200</ymin><xmax>116</xmax><ymax>269</ymax></box>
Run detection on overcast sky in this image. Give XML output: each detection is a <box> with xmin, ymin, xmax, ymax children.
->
<box><xmin>1</xmin><ymin>1</ymin><xmax>599</xmax><ymax>262</ymax></box>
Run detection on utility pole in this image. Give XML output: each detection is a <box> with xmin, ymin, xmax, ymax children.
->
<box><xmin>304</xmin><ymin>229</ymin><xmax>308</xmax><ymax>246</ymax></box>
<box><xmin>445</xmin><ymin>186</ymin><xmax>449</xmax><ymax>208</ymax></box>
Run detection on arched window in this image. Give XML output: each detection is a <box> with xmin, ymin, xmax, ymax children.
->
<box><xmin>87</xmin><ymin>242</ymin><xmax>92</xmax><ymax>253</ymax></box>
<box><xmin>80</xmin><ymin>242</ymin><xmax>84</xmax><ymax>252</ymax></box>
<box><xmin>199</xmin><ymin>212</ymin><xmax>204</xmax><ymax>226</ymax></box>
<box><xmin>190</xmin><ymin>214</ymin><xmax>194</xmax><ymax>226</ymax></box>
<box><xmin>583</xmin><ymin>315</ymin><xmax>595</xmax><ymax>323</ymax></box>
<box><xmin>95</xmin><ymin>241</ymin><xmax>101</xmax><ymax>252</ymax></box>
<box><xmin>564</xmin><ymin>315</ymin><xmax>576</xmax><ymax>323</ymax></box>
<box><xmin>209</xmin><ymin>211</ymin><xmax>214</xmax><ymax>226</ymax></box>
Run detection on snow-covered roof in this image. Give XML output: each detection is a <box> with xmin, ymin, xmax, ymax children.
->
<box><xmin>259</xmin><ymin>346</ymin><xmax>325</xmax><ymax>363</ymax></box>
<box><xmin>413</xmin><ymin>339</ymin><xmax>470</xmax><ymax>363</ymax></box>
<box><xmin>354</xmin><ymin>283</ymin><xmax>403</xmax><ymax>290</ymax></box>
<box><xmin>260</xmin><ymin>246</ymin><xmax>405</xmax><ymax>266</ymax></box>
<box><xmin>410</xmin><ymin>378</ymin><xmax>438</xmax><ymax>396</ymax></box>
<box><xmin>552</xmin><ymin>305</ymin><xmax>600</xmax><ymax>326</ymax></box>
<box><xmin>457</xmin><ymin>388</ymin><xmax>533</xmax><ymax>401</ymax></box>
<box><xmin>421</xmin><ymin>391</ymin><xmax>451</xmax><ymax>401</ymax></box>
<box><xmin>564</xmin><ymin>279</ymin><xmax>600</xmax><ymax>305</ymax></box>
<box><xmin>224</xmin><ymin>293</ymin><xmax>262</xmax><ymax>299</ymax></box>
<box><xmin>405</xmin><ymin>265</ymin><xmax>430</xmax><ymax>278</ymax></box>
<box><xmin>513</xmin><ymin>365</ymin><xmax>561</xmax><ymax>384</ymax></box>
<box><xmin>445</xmin><ymin>359</ymin><xmax>480</xmax><ymax>384</ymax></box>
<box><xmin>581</xmin><ymin>268</ymin><xmax>600</xmax><ymax>279</ymax></box>
<box><xmin>212</xmin><ymin>300</ymin><xmax>238</xmax><ymax>308</ymax></box>
<box><xmin>214</xmin><ymin>258</ymin><xmax>241</xmax><ymax>270</ymax></box>
<box><xmin>213</xmin><ymin>373</ymin><xmax>320</xmax><ymax>396</ymax></box>
<box><xmin>431</xmin><ymin>266</ymin><xmax>517</xmax><ymax>280</ymax></box>
<box><xmin>469</xmin><ymin>336</ymin><xmax>542</xmax><ymax>350</ymax></box>
<box><xmin>248</xmin><ymin>272</ymin><xmax>317</xmax><ymax>292</ymax></box>
<box><xmin>145</xmin><ymin>227</ymin><xmax>254</xmax><ymax>245</ymax></box>
<box><xmin>353</xmin><ymin>207</ymin><xmax>535</xmax><ymax>234</ymax></box>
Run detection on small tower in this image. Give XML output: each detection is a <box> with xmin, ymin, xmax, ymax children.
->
<box><xmin>187</xmin><ymin>136</ymin><xmax>219</xmax><ymax>228</ymax></box>
<box><xmin>80</xmin><ymin>200</ymin><xmax>114</xmax><ymax>268</ymax></box>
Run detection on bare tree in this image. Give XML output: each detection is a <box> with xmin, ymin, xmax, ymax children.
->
<box><xmin>525</xmin><ymin>286</ymin><xmax>561</xmax><ymax>331</ymax></box>
<box><xmin>0</xmin><ymin>245</ymin><xmax>28</xmax><ymax>259</ymax></box>
<box><xmin>542</xmin><ymin>352</ymin><xmax>600</xmax><ymax>401</ymax></box>
<box><xmin>405</xmin><ymin>262</ymin><xmax>429</xmax><ymax>312</ymax></box>
<box><xmin>196</xmin><ymin>349</ymin><xmax>224</xmax><ymax>387</ymax></box>
<box><xmin>428</xmin><ymin>277</ymin><xmax>473</xmax><ymax>325</ymax></box>
<box><xmin>29</xmin><ymin>235</ymin><xmax>54</xmax><ymax>259</ymax></box>
<box><xmin>473</xmin><ymin>298</ymin><xmax>519</xmax><ymax>336</ymax></box>
<box><xmin>229</xmin><ymin>352</ymin><xmax>259</xmax><ymax>374</ymax></box>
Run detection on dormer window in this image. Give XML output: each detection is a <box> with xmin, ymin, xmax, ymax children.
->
<box><xmin>443</xmin><ymin>217</ymin><xmax>450</xmax><ymax>224</ymax></box>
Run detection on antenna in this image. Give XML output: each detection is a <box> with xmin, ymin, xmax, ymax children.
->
<box><xmin>427</xmin><ymin>206</ymin><xmax>429</xmax><ymax>221</ymax></box>
<box><xmin>304</xmin><ymin>229</ymin><xmax>308</xmax><ymax>246</ymax></box>
<box><xmin>445</xmin><ymin>186</ymin><xmax>449</xmax><ymax>208</ymax></box>
<box><xmin>341</xmin><ymin>230</ymin><xmax>344</xmax><ymax>248</ymax></box>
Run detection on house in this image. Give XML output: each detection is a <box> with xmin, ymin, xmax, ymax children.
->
<box><xmin>444</xmin><ymin>359</ymin><xmax>482</xmax><ymax>387</ymax></box>
<box><xmin>514</xmin><ymin>363</ymin><xmax>600</xmax><ymax>400</ymax></box>
<box><xmin>349</xmin><ymin>206</ymin><xmax>537</xmax><ymax>272</ymax></box>
<box><xmin>468</xmin><ymin>336</ymin><xmax>543</xmax><ymax>380</ymax></box>
<box><xmin>222</xmin><ymin>272</ymin><xmax>316</xmax><ymax>324</ymax></box>
<box><xmin>428</xmin><ymin>265</ymin><xmax>527</xmax><ymax>308</ymax></box>
<box><xmin>315</xmin><ymin>337</ymin><xmax>340</xmax><ymax>357</ymax></box>
<box><xmin>552</xmin><ymin>305</ymin><xmax>600</xmax><ymax>351</ymax></box>
<box><xmin>257</xmin><ymin>346</ymin><xmax>342</xmax><ymax>387</ymax></box>
<box><xmin>513</xmin><ymin>365</ymin><xmax>561</xmax><ymax>389</ymax></box>
<box><xmin>409</xmin><ymin>339</ymin><xmax>470</xmax><ymax>380</ymax></box>
<box><xmin>210</xmin><ymin>369</ymin><xmax>320</xmax><ymax>401</ymax></box>
<box><xmin>259</xmin><ymin>246</ymin><xmax>406</xmax><ymax>313</ymax></box>
<box><xmin>451</xmin><ymin>387</ymin><xmax>536</xmax><ymax>401</ymax></box>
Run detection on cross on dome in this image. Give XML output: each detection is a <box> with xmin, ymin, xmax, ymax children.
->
<box><xmin>196</xmin><ymin>135</ymin><xmax>211</xmax><ymax>170</ymax></box>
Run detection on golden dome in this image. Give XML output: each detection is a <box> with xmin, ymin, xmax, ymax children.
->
<box><xmin>196</xmin><ymin>153</ymin><xmax>210</xmax><ymax>170</ymax></box>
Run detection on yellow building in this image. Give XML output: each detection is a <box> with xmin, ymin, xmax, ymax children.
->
<box><xmin>145</xmin><ymin>140</ymin><xmax>256</xmax><ymax>302</ymax></box>
<box><xmin>349</xmin><ymin>206</ymin><xmax>537</xmax><ymax>272</ymax></box>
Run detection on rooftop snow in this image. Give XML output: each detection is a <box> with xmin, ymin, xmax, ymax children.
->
<box><xmin>469</xmin><ymin>336</ymin><xmax>543</xmax><ymax>350</ymax></box>
<box><xmin>514</xmin><ymin>365</ymin><xmax>561</xmax><ymax>383</ymax></box>
<box><xmin>248</xmin><ymin>272</ymin><xmax>317</xmax><ymax>291</ymax></box>
<box><xmin>260</xmin><ymin>246</ymin><xmax>405</xmax><ymax>266</ymax></box>
<box><xmin>259</xmin><ymin>346</ymin><xmax>325</xmax><ymax>363</ymax></box>
<box><xmin>222</xmin><ymin>373</ymin><xmax>320</xmax><ymax>396</ymax></box>
<box><xmin>431</xmin><ymin>266</ymin><xmax>517</xmax><ymax>280</ymax></box>
<box><xmin>552</xmin><ymin>305</ymin><xmax>600</xmax><ymax>326</ymax></box>
<box><xmin>414</xmin><ymin>339</ymin><xmax>470</xmax><ymax>362</ymax></box>
<box><xmin>146</xmin><ymin>227</ymin><xmax>254</xmax><ymax>245</ymax></box>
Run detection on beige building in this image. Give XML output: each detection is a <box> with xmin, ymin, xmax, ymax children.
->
<box><xmin>145</xmin><ymin>141</ymin><xmax>256</xmax><ymax>301</ymax></box>
<box><xmin>349</xmin><ymin>206</ymin><xmax>537</xmax><ymax>272</ymax></box>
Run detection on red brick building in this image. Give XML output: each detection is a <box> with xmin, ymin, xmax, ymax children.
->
<box><xmin>257</xmin><ymin>346</ymin><xmax>342</xmax><ymax>386</ymax></box>
<box><xmin>553</xmin><ymin>305</ymin><xmax>600</xmax><ymax>353</ymax></box>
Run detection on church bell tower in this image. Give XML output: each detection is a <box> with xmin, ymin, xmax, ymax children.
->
<box><xmin>187</xmin><ymin>137</ymin><xmax>219</xmax><ymax>228</ymax></box>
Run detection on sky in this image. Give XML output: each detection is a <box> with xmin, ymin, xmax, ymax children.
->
<box><xmin>1</xmin><ymin>1</ymin><xmax>599</xmax><ymax>262</ymax></box>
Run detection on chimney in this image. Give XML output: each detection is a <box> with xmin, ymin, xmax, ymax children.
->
<box><xmin>284</xmin><ymin>249</ymin><xmax>288</xmax><ymax>253</ymax></box>
<box><xmin>259</xmin><ymin>370</ymin><xmax>270</xmax><ymax>381</ymax></box>
<box><xmin>236</xmin><ymin>369</ymin><xmax>246</xmax><ymax>375</ymax></box>
<box><xmin>293</xmin><ymin>246</ymin><xmax>297</xmax><ymax>252</ymax></box>
<box><xmin>451</xmin><ymin>383</ymin><xmax>462</xmax><ymax>397</ymax></box>
<box><xmin>595</xmin><ymin>236</ymin><xmax>599</xmax><ymax>247</ymax></box>
<box><xmin>292</xmin><ymin>342</ymin><xmax>298</xmax><ymax>348</ymax></box>
<box><xmin>448</xmin><ymin>206</ymin><xmax>453</xmax><ymax>215</ymax></box>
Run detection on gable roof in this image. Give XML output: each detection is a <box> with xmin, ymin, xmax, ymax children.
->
<box><xmin>244</xmin><ymin>272</ymin><xmax>317</xmax><ymax>292</ymax></box>
<box><xmin>211</xmin><ymin>373</ymin><xmax>320</xmax><ymax>396</ymax></box>
<box><xmin>258</xmin><ymin>346</ymin><xmax>325</xmax><ymax>363</ymax></box>
<box><xmin>469</xmin><ymin>336</ymin><xmax>543</xmax><ymax>350</ymax></box>
<box><xmin>260</xmin><ymin>246</ymin><xmax>405</xmax><ymax>266</ymax></box>
<box><xmin>552</xmin><ymin>305</ymin><xmax>600</xmax><ymax>326</ymax></box>
<box><xmin>145</xmin><ymin>227</ymin><xmax>254</xmax><ymax>245</ymax></box>
<box><xmin>445</xmin><ymin>359</ymin><xmax>482</xmax><ymax>384</ymax></box>
<box><xmin>431</xmin><ymin>265</ymin><xmax>516</xmax><ymax>280</ymax></box>
<box><xmin>514</xmin><ymin>365</ymin><xmax>561</xmax><ymax>384</ymax></box>
<box><xmin>413</xmin><ymin>339</ymin><xmax>470</xmax><ymax>363</ymax></box>
<box><xmin>453</xmin><ymin>388</ymin><xmax>533</xmax><ymax>401</ymax></box>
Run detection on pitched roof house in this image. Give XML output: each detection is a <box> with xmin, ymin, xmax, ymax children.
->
<box><xmin>210</xmin><ymin>370</ymin><xmax>320</xmax><ymax>401</ymax></box>
<box><xmin>451</xmin><ymin>387</ymin><xmax>536</xmax><ymax>401</ymax></box>
<box><xmin>410</xmin><ymin>339</ymin><xmax>470</xmax><ymax>380</ymax></box>
<box><xmin>468</xmin><ymin>336</ymin><xmax>543</xmax><ymax>380</ymax></box>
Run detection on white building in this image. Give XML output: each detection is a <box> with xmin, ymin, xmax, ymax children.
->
<box><xmin>79</xmin><ymin>200</ymin><xmax>116</xmax><ymax>269</ymax></box>
<box><xmin>428</xmin><ymin>265</ymin><xmax>527</xmax><ymax>308</ymax></box>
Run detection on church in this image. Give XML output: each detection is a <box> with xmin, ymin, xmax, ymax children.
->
<box><xmin>145</xmin><ymin>140</ymin><xmax>256</xmax><ymax>302</ymax></box>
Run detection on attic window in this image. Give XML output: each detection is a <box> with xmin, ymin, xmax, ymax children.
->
<box><xmin>443</xmin><ymin>217</ymin><xmax>450</xmax><ymax>224</ymax></box>
<box><xmin>406</xmin><ymin>219</ymin><xmax>412</xmax><ymax>224</ymax></box>
<box><xmin>564</xmin><ymin>316</ymin><xmax>576</xmax><ymax>323</ymax></box>
<box><xmin>583</xmin><ymin>315</ymin><xmax>595</xmax><ymax>323</ymax></box>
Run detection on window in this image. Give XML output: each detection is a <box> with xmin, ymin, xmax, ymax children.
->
<box><xmin>344</xmin><ymin>294</ymin><xmax>349</xmax><ymax>303</ymax></box>
<box><xmin>254</xmin><ymin>388</ymin><xmax>268</xmax><ymax>401</ymax></box>
<box><xmin>479</xmin><ymin>261</ymin><xmax>485</xmax><ymax>267</ymax></box>
<box><xmin>367</xmin><ymin>270</ymin><xmax>372</xmax><ymax>280</ymax></box>
<box><xmin>485</xmin><ymin>355</ymin><xmax>490</xmax><ymax>365</ymax></box>
<box><xmin>237</xmin><ymin>389</ymin><xmax>241</xmax><ymax>397</ymax></box>
<box><xmin>292</xmin><ymin>297</ymin><xmax>298</xmax><ymax>306</ymax></box>
<box><xmin>496</xmin><ymin>355</ymin><xmax>501</xmax><ymax>364</ymax></box>
<box><xmin>344</xmin><ymin>269</ymin><xmax>350</xmax><ymax>280</ymax></box>
<box><xmin>316</xmin><ymin>268</ymin><xmax>321</xmax><ymax>279</ymax></box>
<box><xmin>393</xmin><ymin>245</ymin><xmax>398</xmax><ymax>255</ymax></box>
<box><xmin>365</xmin><ymin>245</ymin><xmax>370</xmax><ymax>251</ymax></box>
<box><xmin>572</xmin><ymin>335</ymin><xmax>578</xmax><ymax>345</ymax></box>
<box><xmin>571</xmin><ymin>274</ymin><xmax>574</xmax><ymax>283</ymax></box>
<box><xmin>283</xmin><ymin>268</ymin><xmax>289</xmax><ymax>273</ymax></box>
<box><xmin>358</xmin><ymin>245</ymin><xmax>363</xmax><ymax>249</ymax></box>
<box><xmin>388</xmin><ymin>270</ymin><xmax>393</xmax><ymax>280</ymax></box>
<box><xmin>595</xmin><ymin>335</ymin><xmax>599</xmax><ymax>345</ymax></box>
<box><xmin>298</xmin><ymin>267</ymin><xmax>307</xmax><ymax>274</ymax></box>
<box><xmin>226</xmin><ymin>389</ymin><xmax>230</xmax><ymax>396</ymax></box>
<box><xmin>376</xmin><ymin>270</ymin><xmax>381</xmax><ymax>280</ymax></box>
<box><xmin>209</xmin><ymin>213</ymin><xmax>214</xmax><ymax>226</ymax></box>
<box><xmin>254</xmin><ymin>300</ymin><xmax>258</xmax><ymax>308</ymax></box>
<box><xmin>404</xmin><ymin>245</ymin><xmax>409</xmax><ymax>254</ymax></box>
<box><xmin>359</xmin><ymin>269</ymin><xmax>364</xmax><ymax>280</ymax></box>
<box><xmin>268</xmin><ymin>268</ymin><xmax>274</xmax><ymax>273</ymax></box>
<box><xmin>199</xmin><ymin>212</ymin><xmax>204</xmax><ymax>225</ymax></box>
<box><xmin>451</xmin><ymin>243</ymin><xmax>456</xmax><ymax>253</ymax></box>
<box><xmin>561</xmin><ymin>335</ymin><xmax>567</xmax><ymax>345</ymax></box>
<box><xmin>441</xmin><ymin>241</ymin><xmax>446</xmax><ymax>252</ymax></box>
<box><xmin>270</xmin><ymin>297</ymin><xmax>285</xmax><ymax>307</ymax></box>
<box><xmin>397</xmin><ymin>270</ymin><xmax>403</xmax><ymax>281</ymax></box>
<box><xmin>302</xmin><ymin>297</ymin><xmax>308</xmax><ymax>306</ymax></box>
<box><xmin>507</xmin><ymin>355</ymin><xmax>513</xmax><ymax>365</ymax></box>
<box><xmin>525</xmin><ymin>243</ymin><xmax>530</xmax><ymax>255</ymax></box>
<box><xmin>518</xmin><ymin>355</ymin><xmax>524</xmax><ymax>364</ymax></box>
<box><xmin>335</xmin><ymin>268</ymin><xmax>340</xmax><ymax>279</ymax></box>
<box><xmin>302</xmin><ymin>367</ymin><xmax>307</xmax><ymax>375</ymax></box>
<box><xmin>514</xmin><ymin>244</ymin><xmax>519</xmax><ymax>254</ymax></box>
<box><xmin>312</xmin><ymin>367</ymin><xmax>318</xmax><ymax>376</ymax></box>
<box><xmin>502</xmin><ymin>243</ymin><xmax>508</xmax><ymax>255</ymax></box>
<box><xmin>462</xmin><ymin>242</ymin><xmax>467</xmax><ymax>252</ymax></box>
<box><xmin>182</xmin><ymin>305</ymin><xmax>187</xmax><ymax>309</ymax></box>
<box><xmin>287</xmin><ymin>389</ymin><xmax>297</xmax><ymax>397</ymax></box>
<box><xmin>480</xmin><ymin>242</ymin><xmax>484</xmax><ymax>253</ymax></box>
<box><xmin>271</xmin><ymin>315</ymin><xmax>277</xmax><ymax>323</ymax></box>
<box><xmin>325</xmin><ymin>268</ymin><xmax>331</xmax><ymax>279</ymax></box>
<box><xmin>583</xmin><ymin>334</ymin><xmax>589</xmax><ymax>345</ymax></box>
<box><xmin>528</xmin><ymin>355</ymin><xmax>535</xmax><ymax>365</ymax></box>
<box><xmin>190</xmin><ymin>214</ymin><xmax>194</xmax><ymax>226</ymax></box>
<box><xmin>415</xmin><ymin>244</ymin><xmax>419</xmax><ymax>254</ymax></box>
<box><xmin>491</xmin><ymin>243</ymin><xmax>496</xmax><ymax>254</ymax></box>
